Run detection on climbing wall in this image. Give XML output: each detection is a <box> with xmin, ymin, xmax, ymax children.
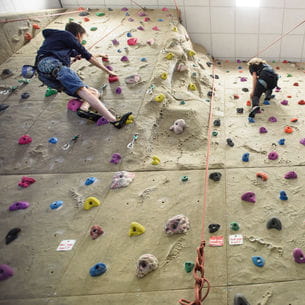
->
<box><xmin>1</xmin><ymin>6</ymin><xmax>305</xmax><ymax>305</ymax></box>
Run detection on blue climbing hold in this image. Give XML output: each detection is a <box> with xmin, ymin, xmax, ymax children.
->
<box><xmin>117</xmin><ymin>49</ymin><xmax>122</xmax><ymax>53</ymax></box>
<box><xmin>242</xmin><ymin>153</ymin><xmax>250</xmax><ymax>162</ymax></box>
<box><xmin>252</xmin><ymin>256</ymin><xmax>265</xmax><ymax>267</ymax></box>
<box><xmin>50</xmin><ymin>200</ymin><xmax>63</xmax><ymax>210</ymax></box>
<box><xmin>141</xmin><ymin>57</ymin><xmax>147</xmax><ymax>62</ymax></box>
<box><xmin>278</xmin><ymin>138</ymin><xmax>285</xmax><ymax>145</ymax></box>
<box><xmin>85</xmin><ymin>177</ymin><xmax>96</xmax><ymax>185</ymax></box>
<box><xmin>279</xmin><ymin>191</ymin><xmax>288</xmax><ymax>201</ymax></box>
<box><xmin>158</xmin><ymin>18</ymin><xmax>164</xmax><ymax>21</ymax></box>
<box><xmin>263</xmin><ymin>100</ymin><xmax>270</xmax><ymax>105</ymax></box>
<box><xmin>48</xmin><ymin>137</ymin><xmax>58</xmax><ymax>144</ymax></box>
<box><xmin>89</xmin><ymin>263</ymin><xmax>107</xmax><ymax>277</ymax></box>
<box><xmin>125</xmin><ymin>12</ymin><xmax>130</xmax><ymax>16</ymax></box>
<box><xmin>248</xmin><ymin>117</ymin><xmax>255</xmax><ymax>123</ymax></box>
<box><xmin>127</xmin><ymin>32</ymin><xmax>132</xmax><ymax>37</ymax></box>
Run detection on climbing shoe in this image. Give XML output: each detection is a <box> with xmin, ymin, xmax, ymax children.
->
<box><xmin>249</xmin><ymin>106</ymin><xmax>260</xmax><ymax>118</ymax></box>
<box><xmin>0</xmin><ymin>104</ymin><xmax>9</xmax><ymax>112</ymax></box>
<box><xmin>77</xmin><ymin>109</ymin><xmax>101</xmax><ymax>122</ymax></box>
<box><xmin>111</xmin><ymin>112</ymin><xmax>132</xmax><ymax>129</ymax></box>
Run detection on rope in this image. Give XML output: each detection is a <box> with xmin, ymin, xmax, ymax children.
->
<box><xmin>172</xmin><ymin>0</ymin><xmax>182</xmax><ymax>23</ymax></box>
<box><xmin>256</xmin><ymin>19</ymin><xmax>305</xmax><ymax>57</ymax></box>
<box><xmin>0</xmin><ymin>8</ymin><xmax>86</xmax><ymax>24</ymax></box>
<box><xmin>130</xmin><ymin>0</ymin><xmax>146</xmax><ymax>10</ymax></box>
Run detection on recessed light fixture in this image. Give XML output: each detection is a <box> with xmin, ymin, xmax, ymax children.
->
<box><xmin>236</xmin><ymin>0</ymin><xmax>260</xmax><ymax>7</ymax></box>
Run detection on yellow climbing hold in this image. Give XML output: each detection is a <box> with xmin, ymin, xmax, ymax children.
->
<box><xmin>188</xmin><ymin>83</ymin><xmax>197</xmax><ymax>91</ymax></box>
<box><xmin>153</xmin><ymin>94</ymin><xmax>165</xmax><ymax>103</ymax></box>
<box><xmin>83</xmin><ymin>197</ymin><xmax>101</xmax><ymax>210</ymax></box>
<box><xmin>128</xmin><ymin>222</ymin><xmax>146</xmax><ymax>236</ymax></box>
<box><xmin>187</xmin><ymin>50</ymin><xmax>196</xmax><ymax>56</ymax></box>
<box><xmin>151</xmin><ymin>156</ymin><xmax>160</xmax><ymax>165</ymax></box>
<box><xmin>126</xmin><ymin>114</ymin><xmax>134</xmax><ymax>124</ymax></box>
<box><xmin>160</xmin><ymin>72</ymin><xmax>168</xmax><ymax>80</ymax></box>
<box><xmin>165</xmin><ymin>52</ymin><xmax>174</xmax><ymax>60</ymax></box>
<box><xmin>172</xmin><ymin>26</ymin><xmax>178</xmax><ymax>32</ymax></box>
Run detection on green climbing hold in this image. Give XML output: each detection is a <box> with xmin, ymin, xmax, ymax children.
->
<box><xmin>287</xmin><ymin>73</ymin><xmax>292</xmax><ymax>77</ymax></box>
<box><xmin>69</xmin><ymin>18</ymin><xmax>74</xmax><ymax>22</ymax></box>
<box><xmin>96</xmin><ymin>12</ymin><xmax>105</xmax><ymax>16</ymax></box>
<box><xmin>81</xmin><ymin>40</ymin><xmax>87</xmax><ymax>45</ymax></box>
<box><xmin>272</xmin><ymin>60</ymin><xmax>276</xmax><ymax>63</ymax></box>
<box><xmin>45</xmin><ymin>87</ymin><xmax>57</xmax><ymax>97</ymax></box>
<box><xmin>90</xmin><ymin>27</ymin><xmax>98</xmax><ymax>31</ymax></box>
<box><xmin>18</xmin><ymin>79</ymin><xmax>30</xmax><ymax>84</ymax></box>
<box><xmin>180</xmin><ymin>100</ymin><xmax>186</xmax><ymax>105</ymax></box>
<box><xmin>181</xmin><ymin>176</ymin><xmax>189</xmax><ymax>182</ymax></box>
<box><xmin>212</xmin><ymin>131</ymin><xmax>218</xmax><ymax>136</ymax></box>
<box><xmin>184</xmin><ymin>262</ymin><xmax>194</xmax><ymax>273</ymax></box>
<box><xmin>230</xmin><ymin>222</ymin><xmax>240</xmax><ymax>231</ymax></box>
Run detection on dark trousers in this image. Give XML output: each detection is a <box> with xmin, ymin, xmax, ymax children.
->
<box><xmin>252</xmin><ymin>82</ymin><xmax>273</xmax><ymax>107</ymax></box>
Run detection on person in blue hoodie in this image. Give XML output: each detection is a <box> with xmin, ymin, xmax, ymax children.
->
<box><xmin>35</xmin><ymin>22</ymin><xmax>131</xmax><ymax>128</ymax></box>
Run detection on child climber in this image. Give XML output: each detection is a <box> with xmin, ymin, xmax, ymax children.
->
<box><xmin>248</xmin><ymin>57</ymin><xmax>279</xmax><ymax>119</ymax></box>
<box><xmin>35</xmin><ymin>22</ymin><xmax>131</xmax><ymax>128</ymax></box>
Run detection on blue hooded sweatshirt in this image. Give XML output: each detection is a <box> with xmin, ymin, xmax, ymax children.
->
<box><xmin>36</xmin><ymin>29</ymin><xmax>92</xmax><ymax>67</ymax></box>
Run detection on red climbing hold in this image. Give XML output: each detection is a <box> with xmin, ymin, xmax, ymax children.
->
<box><xmin>293</xmin><ymin>82</ymin><xmax>299</xmax><ymax>86</ymax></box>
<box><xmin>108</xmin><ymin>75</ymin><xmax>119</xmax><ymax>83</ymax></box>
<box><xmin>276</xmin><ymin>66</ymin><xmax>280</xmax><ymax>70</ymax></box>
<box><xmin>24</xmin><ymin>32</ymin><xmax>33</xmax><ymax>41</ymax></box>
<box><xmin>246</xmin><ymin>100</ymin><xmax>251</xmax><ymax>106</ymax></box>
<box><xmin>284</xmin><ymin>126</ymin><xmax>293</xmax><ymax>134</ymax></box>
<box><xmin>287</xmin><ymin>95</ymin><xmax>292</xmax><ymax>98</ymax></box>
<box><xmin>233</xmin><ymin>94</ymin><xmax>239</xmax><ymax>99</ymax></box>
<box><xmin>84</xmin><ymin>17</ymin><xmax>90</xmax><ymax>22</ymax></box>
<box><xmin>18</xmin><ymin>176</ymin><xmax>36</xmax><ymax>188</ymax></box>
<box><xmin>298</xmin><ymin>100</ymin><xmax>305</xmax><ymax>105</ymax></box>
<box><xmin>290</xmin><ymin>118</ymin><xmax>298</xmax><ymax>122</ymax></box>
<box><xmin>18</xmin><ymin>134</ymin><xmax>32</xmax><ymax>144</ymax></box>
<box><xmin>282</xmin><ymin>60</ymin><xmax>288</xmax><ymax>63</ymax></box>
<box><xmin>32</xmin><ymin>24</ymin><xmax>40</xmax><ymax>30</ymax></box>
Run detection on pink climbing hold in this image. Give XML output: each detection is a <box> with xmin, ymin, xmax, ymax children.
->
<box><xmin>137</xmin><ymin>26</ymin><xmax>144</xmax><ymax>31</ymax></box>
<box><xmin>121</xmin><ymin>56</ymin><xmax>129</xmax><ymax>62</ymax></box>
<box><xmin>300</xmin><ymin>138</ymin><xmax>305</xmax><ymax>145</ymax></box>
<box><xmin>67</xmin><ymin>99</ymin><xmax>82</xmax><ymax>112</ymax></box>
<box><xmin>241</xmin><ymin>192</ymin><xmax>256</xmax><ymax>203</ymax></box>
<box><xmin>18</xmin><ymin>134</ymin><xmax>32</xmax><ymax>145</ymax></box>
<box><xmin>96</xmin><ymin>117</ymin><xmax>109</xmax><ymax>126</ymax></box>
<box><xmin>110</xmin><ymin>153</ymin><xmax>122</xmax><ymax>164</ymax></box>
<box><xmin>138</xmin><ymin>11</ymin><xmax>146</xmax><ymax>17</ymax></box>
<box><xmin>18</xmin><ymin>176</ymin><xmax>36</xmax><ymax>188</ymax></box>
<box><xmin>281</xmin><ymin>100</ymin><xmax>288</xmax><ymax>105</ymax></box>
<box><xmin>127</xmin><ymin>38</ymin><xmax>138</xmax><ymax>46</ymax></box>
<box><xmin>293</xmin><ymin>248</ymin><xmax>305</xmax><ymax>263</ymax></box>
<box><xmin>152</xmin><ymin>26</ymin><xmax>160</xmax><ymax>31</ymax></box>
<box><xmin>284</xmin><ymin>171</ymin><xmax>297</xmax><ymax>179</ymax></box>
<box><xmin>268</xmin><ymin>151</ymin><xmax>279</xmax><ymax>160</ymax></box>
<box><xmin>108</xmin><ymin>75</ymin><xmax>119</xmax><ymax>83</ymax></box>
<box><xmin>121</xmin><ymin>7</ymin><xmax>128</xmax><ymax>11</ymax></box>
<box><xmin>9</xmin><ymin>201</ymin><xmax>30</xmax><ymax>211</ymax></box>
<box><xmin>0</xmin><ymin>264</ymin><xmax>14</xmax><ymax>281</ymax></box>
<box><xmin>144</xmin><ymin>17</ymin><xmax>150</xmax><ymax>22</ymax></box>
<box><xmin>161</xmin><ymin>7</ymin><xmax>169</xmax><ymax>11</ymax></box>
<box><xmin>275</xmin><ymin>87</ymin><xmax>281</xmax><ymax>92</ymax></box>
<box><xmin>146</xmin><ymin>38</ymin><xmax>155</xmax><ymax>46</ymax></box>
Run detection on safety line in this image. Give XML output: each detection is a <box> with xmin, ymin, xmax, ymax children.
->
<box><xmin>130</xmin><ymin>0</ymin><xmax>146</xmax><ymax>10</ymax></box>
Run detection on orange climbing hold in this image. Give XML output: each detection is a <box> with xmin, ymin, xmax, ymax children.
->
<box><xmin>24</xmin><ymin>32</ymin><xmax>32</xmax><ymax>41</ymax></box>
<box><xmin>246</xmin><ymin>100</ymin><xmax>251</xmax><ymax>106</ymax></box>
<box><xmin>78</xmin><ymin>7</ymin><xmax>85</xmax><ymax>10</ymax></box>
<box><xmin>84</xmin><ymin>17</ymin><xmax>90</xmax><ymax>22</ymax></box>
<box><xmin>284</xmin><ymin>126</ymin><xmax>294</xmax><ymax>133</ymax></box>
<box><xmin>256</xmin><ymin>172</ymin><xmax>268</xmax><ymax>181</ymax></box>
<box><xmin>287</xmin><ymin>95</ymin><xmax>292</xmax><ymax>98</ymax></box>
<box><xmin>290</xmin><ymin>118</ymin><xmax>298</xmax><ymax>122</ymax></box>
<box><xmin>32</xmin><ymin>24</ymin><xmax>40</xmax><ymax>30</ymax></box>
<box><xmin>298</xmin><ymin>100</ymin><xmax>305</xmax><ymax>105</ymax></box>
<box><xmin>233</xmin><ymin>94</ymin><xmax>239</xmax><ymax>99</ymax></box>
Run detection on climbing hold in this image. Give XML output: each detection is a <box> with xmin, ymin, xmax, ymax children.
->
<box><xmin>278</xmin><ymin>138</ymin><xmax>285</xmax><ymax>145</ymax></box>
<box><xmin>212</xmin><ymin>131</ymin><xmax>218</xmax><ymax>136</ymax></box>
<box><xmin>284</xmin><ymin>171</ymin><xmax>297</xmax><ymax>179</ymax></box>
<box><xmin>230</xmin><ymin>222</ymin><xmax>240</xmax><ymax>231</ymax></box>
<box><xmin>293</xmin><ymin>248</ymin><xmax>305</xmax><ymax>264</ymax></box>
<box><xmin>177</xmin><ymin>63</ymin><xmax>188</xmax><ymax>72</ymax></box>
<box><xmin>160</xmin><ymin>72</ymin><xmax>168</xmax><ymax>80</ymax></box>
<box><xmin>281</xmin><ymin>99</ymin><xmax>288</xmax><ymax>105</ymax></box>
<box><xmin>263</xmin><ymin>100</ymin><xmax>270</xmax><ymax>105</ymax></box>
<box><xmin>32</xmin><ymin>23</ymin><xmax>40</xmax><ymax>29</ymax></box>
<box><xmin>120</xmin><ymin>55</ymin><xmax>129</xmax><ymax>62</ymax></box>
<box><xmin>157</xmin><ymin>18</ymin><xmax>164</xmax><ymax>22</ymax></box>
<box><xmin>108</xmin><ymin>75</ymin><xmax>119</xmax><ymax>83</ymax></box>
<box><xmin>242</xmin><ymin>153</ymin><xmax>250</xmax><ymax>162</ymax></box>
<box><xmin>115</xmin><ymin>87</ymin><xmax>122</xmax><ymax>94</ymax></box>
<box><xmin>136</xmin><ymin>254</ymin><xmax>158</xmax><ymax>278</ymax></box>
<box><xmin>213</xmin><ymin>119</ymin><xmax>221</xmax><ymax>127</ymax></box>
<box><xmin>287</xmin><ymin>73</ymin><xmax>292</xmax><ymax>77</ymax></box>
<box><xmin>208</xmin><ymin>224</ymin><xmax>220</xmax><ymax>233</ymax></box>
<box><xmin>18</xmin><ymin>176</ymin><xmax>36</xmax><ymax>188</ymax></box>
<box><xmin>144</xmin><ymin>17</ymin><xmax>150</xmax><ymax>22</ymax></box>
<box><xmin>110</xmin><ymin>171</ymin><xmax>135</xmax><ymax>189</ymax></box>
<box><xmin>246</xmin><ymin>100</ymin><xmax>251</xmax><ymax>106</ymax></box>
<box><xmin>5</xmin><ymin>228</ymin><xmax>21</xmax><ymax>245</ymax></box>
<box><xmin>188</xmin><ymin>83</ymin><xmax>197</xmax><ymax>91</ymax></box>
<box><xmin>181</xmin><ymin>176</ymin><xmax>189</xmax><ymax>182</ymax></box>
<box><xmin>89</xmin><ymin>263</ymin><xmax>107</xmax><ymax>277</ymax></box>
<box><xmin>18</xmin><ymin>134</ymin><xmax>32</xmax><ymax>145</ymax></box>
<box><xmin>1</xmin><ymin>68</ymin><xmax>13</xmax><ymax>79</ymax></box>
<box><xmin>259</xmin><ymin>127</ymin><xmax>268</xmax><ymax>134</ymax></box>
<box><xmin>241</xmin><ymin>192</ymin><xmax>256</xmax><ymax>203</ymax></box>
<box><xmin>121</xmin><ymin>7</ymin><xmax>128</xmax><ymax>11</ymax></box>
<box><xmin>170</xmin><ymin>119</ymin><xmax>186</xmax><ymax>134</ymax></box>
<box><xmin>95</xmin><ymin>12</ymin><xmax>105</xmax><ymax>16</ymax></box>
<box><xmin>209</xmin><ymin>172</ymin><xmax>222</xmax><ymax>182</ymax></box>
<box><xmin>234</xmin><ymin>293</ymin><xmax>250</xmax><ymax>305</ymax></box>
<box><xmin>45</xmin><ymin>87</ymin><xmax>57</xmax><ymax>97</ymax></box>
<box><xmin>79</xmin><ymin>11</ymin><xmax>89</xmax><ymax>16</ymax></box>
<box><xmin>248</xmin><ymin>117</ymin><xmax>255</xmax><ymax>123</ymax></box>
<box><xmin>125</xmin><ymin>74</ymin><xmax>141</xmax><ymax>84</ymax></box>
<box><xmin>112</xmin><ymin>39</ymin><xmax>119</xmax><ymax>46</ymax></box>
<box><xmin>284</xmin><ymin>126</ymin><xmax>293</xmax><ymax>133</ymax></box>
<box><xmin>242</xmin><ymin>88</ymin><xmax>249</xmax><ymax>92</ymax></box>
<box><xmin>256</xmin><ymin>172</ymin><xmax>268</xmax><ymax>181</ymax></box>
<box><xmin>252</xmin><ymin>256</ymin><xmax>265</xmax><ymax>267</ymax></box>
<box><xmin>172</xmin><ymin>26</ymin><xmax>178</xmax><ymax>32</ymax></box>
<box><xmin>267</xmin><ymin>217</ymin><xmax>282</xmax><ymax>230</ymax></box>
<box><xmin>146</xmin><ymin>38</ymin><xmax>155</xmax><ymax>46</ymax></box>
<box><xmin>90</xmin><ymin>225</ymin><xmax>104</xmax><ymax>239</ymax></box>
<box><xmin>0</xmin><ymin>264</ymin><xmax>14</xmax><ymax>281</ymax></box>
<box><xmin>125</xmin><ymin>114</ymin><xmax>134</xmax><ymax>125</ymax></box>
<box><xmin>9</xmin><ymin>201</ymin><xmax>30</xmax><ymax>211</ymax></box>
<box><xmin>48</xmin><ymin>137</ymin><xmax>58</xmax><ymax>144</ymax></box>
<box><xmin>50</xmin><ymin>200</ymin><xmax>63</xmax><ymax>210</ymax></box>
<box><xmin>187</xmin><ymin>50</ymin><xmax>196</xmax><ymax>57</ymax></box>
<box><xmin>137</xmin><ymin>26</ymin><xmax>144</xmax><ymax>31</ymax></box>
<box><xmin>153</xmin><ymin>94</ymin><xmax>165</xmax><ymax>103</ymax></box>
<box><xmin>152</xmin><ymin>26</ymin><xmax>160</xmax><ymax>31</ymax></box>
<box><xmin>165</xmin><ymin>53</ymin><xmax>174</xmax><ymax>60</ymax></box>
<box><xmin>24</xmin><ymin>32</ymin><xmax>32</xmax><ymax>41</ymax></box>
<box><xmin>233</xmin><ymin>94</ymin><xmax>239</xmax><ymax>99</ymax></box>
<box><xmin>184</xmin><ymin>262</ymin><xmax>194</xmax><ymax>273</ymax></box>
<box><xmin>21</xmin><ymin>92</ymin><xmax>30</xmax><ymax>99</ymax></box>
<box><xmin>226</xmin><ymin>138</ymin><xmax>234</xmax><ymax>147</ymax></box>
<box><xmin>90</xmin><ymin>27</ymin><xmax>97</xmax><ymax>31</ymax></box>
<box><xmin>110</xmin><ymin>153</ymin><xmax>122</xmax><ymax>164</ymax></box>
<box><xmin>300</xmin><ymin>138</ymin><xmax>305</xmax><ymax>145</ymax></box>
<box><xmin>85</xmin><ymin>177</ymin><xmax>96</xmax><ymax>185</ymax></box>
<box><xmin>236</xmin><ymin>108</ymin><xmax>244</xmax><ymax>114</ymax></box>
<box><xmin>290</xmin><ymin>118</ymin><xmax>298</xmax><ymax>122</ymax></box>
<box><xmin>83</xmin><ymin>197</ymin><xmax>101</xmax><ymax>210</ymax></box>
<box><xmin>67</xmin><ymin>99</ymin><xmax>82</xmax><ymax>112</ymax></box>
<box><xmin>140</xmin><ymin>57</ymin><xmax>147</xmax><ymax>62</ymax></box>
<box><xmin>128</xmin><ymin>222</ymin><xmax>146</xmax><ymax>236</ymax></box>
<box><xmin>279</xmin><ymin>191</ymin><xmax>288</xmax><ymax>201</ymax></box>
<box><xmin>127</xmin><ymin>38</ymin><xmax>138</xmax><ymax>46</ymax></box>
<box><xmin>293</xmin><ymin>82</ymin><xmax>299</xmax><ymax>86</ymax></box>
<box><xmin>96</xmin><ymin>117</ymin><xmax>109</xmax><ymax>126</ymax></box>
<box><xmin>268</xmin><ymin>151</ymin><xmax>278</xmax><ymax>160</ymax></box>
<box><xmin>240</xmin><ymin>77</ymin><xmax>247</xmax><ymax>82</ymax></box>
<box><xmin>164</xmin><ymin>215</ymin><xmax>190</xmax><ymax>235</ymax></box>
<box><xmin>151</xmin><ymin>156</ymin><xmax>160</xmax><ymax>165</ymax></box>
<box><xmin>268</xmin><ymin>116</ymin><xmax>277</xmax><ymax>123</ymax></box>
<box><xmin>84</xmin><ymin>17</ymin><xmax>90</xmax><ymax>22</ymax></box>
<box><xmin>298</xmin><ymin>100</ymin><xmax>305</xmax><ymax>105</ymax></box>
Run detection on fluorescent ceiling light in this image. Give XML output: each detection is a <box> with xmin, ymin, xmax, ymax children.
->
<box><xmin>236</xmin><ymin>0</ymin><xmax>260</xmax><ymax>7</ymax></box>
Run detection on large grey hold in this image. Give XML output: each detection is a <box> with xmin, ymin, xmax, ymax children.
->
<box><xmin>234</xmin><ymin>293</ymin><xmax>250</xmax><ymax>305</ymax></box>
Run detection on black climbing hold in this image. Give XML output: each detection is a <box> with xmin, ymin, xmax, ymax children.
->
<box><xmin>5</xmin><ymin>228</ymin><xmax>21</xmax><ymax>245</ymax></box>
<box><xmin>236</xmin><ymin>108</ymin><xmax>244</xmax><ymax>114</ymax></box>
<box><xmin>234</xmin><ymin>293</ymin><xmax>250</xmax><ymax>305</ymax></box>
<box><xmin>208</xmin><ymin>224</ymin><xmax>220</xmax><ymax>233</ymax></box>
<box><xmin>209</xmin><ymin>172</ymin><xmax>222</xmax><ymax>182</ymax></box>
<box><xmin>213</xmin><ymin>119</ymin><xmax>221</xmax><ymax>127</ymax></box>
<box><xmin>1</xmin><ymin>69</ymin><xmax>13</xmax><ymax>79</ymax></box>
<box><xmin>21</xmin><ymin>92</ymin><xmax>30</xmax><ymax>99</ymax></box>
<box><xmin>215</xmin><ymin>74</ymin><xmax>219</xmax><ymax>79</ymax></box>
<box><xmin>226</xmin><ymin>138</ymin><xmax>234</xmax><ymax>147</ymax></box>
<box><xmin>267</xmin><ymin>217</ymin><xmax>282</xmax><ymax>231</ymax></box>
<box><xmin>206</xmin><ymin>62</ymin><xmax>212</xmax><ymax>67</ymax></box>
<box><xmin>207</xmin><ymin>91</ymin><xmax>213</xmax><ymax>97</ymax></box>
<box><xmin>242</xmin><ymin>88</ymin><xmax>249</xmax><ymax>92</ymax></box>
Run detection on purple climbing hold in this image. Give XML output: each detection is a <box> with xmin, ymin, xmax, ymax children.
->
<box><xmin>281</xmin><ymin>100</ymin><xmax>288</xmax><ymax>105</ymax></box>
<box><xmin>121</xmin><ymin>7</ymin><xmax>128</xmax><ymax>11</ymax></box>
<box><xmin>284</xmin><ymin>171</ymin><xmax>297</xmax><ymax>179</ymax></box>
<box><xmin>293</xmin><ymin>248</ymin><xmax>305</xmax><ymax>264</ymax></box>
<box><xmin>106</xmin><ymin>65</ymin><xmax>113</xmax><ymax>71</ymax></box>
<box><xmin>137</xmin><ymin>26</ymin><xmax>144</xmax><ymax>31</ymax></box>
<box><xmin>112</xmin><ymin>39</ymin><xmax>119</xmax><ymax>46</ymax></box>
<box><xmin>268</xmin><ymin>151</ymin><xmax>279</xmax><ymax>160</ymax></box>
<box><xmin>237</xmin><ymin>59</ymin><xmax>241</xmax><ymax>63</ymax></box>
<box><xmin>96</xmin><ymin>117</ymin><xmax>109</xmax><ymax>126</ymax></box>
<box><xmin>300</xmin><ymin>138</ymin><xmax>305</xmax><ymax>145</ymax></box>
<box><xmin>241</xmin><ymin>192</ymin><xmax>256</xmax><ymax>203</ymax></box>
<box><xmin>128</xmin><ymin>17</ymin><xmax>134</xmax><ymax>22</ymax></box>
<box><xmin>259</xmin><ymin>127</ymin><xmax>268</xmax><ymax>134</ymax></box>
<box><xmin>268</xmin><ymin>116</ymin><xmax>277</xmax><ymax>123</ymax></box>
<box><xmin>0</xmin><ymin>264</ymin><xmax>14</xmax><ymax>281</ymax></box>
<box><xmin>121</xmin><ymin>56</ymin><xmax>129</xmax><ymax>62</ymax></box>
<box><xmin>115</xmin><ymin>87</ymin><xmax>122</xmax><ymax>94</ymax></box>
<box><xmin>9</xmin><ymin>201</ymin><xmax>30</xmax><ymax>211</ymax></box>
<box><xmin>110</xmin><ymin>153</ymin><xmax>122</xmax><ymax>164</ymax></box>
<box><xmin>138</xmin><ymin>11</ymin><xmax>146</xmax><ymax>16</ymax></box>
<box><xmin>240</xmin><ymin>77</ymin><xmax>247</xmax><ymax>82</ymax></box>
